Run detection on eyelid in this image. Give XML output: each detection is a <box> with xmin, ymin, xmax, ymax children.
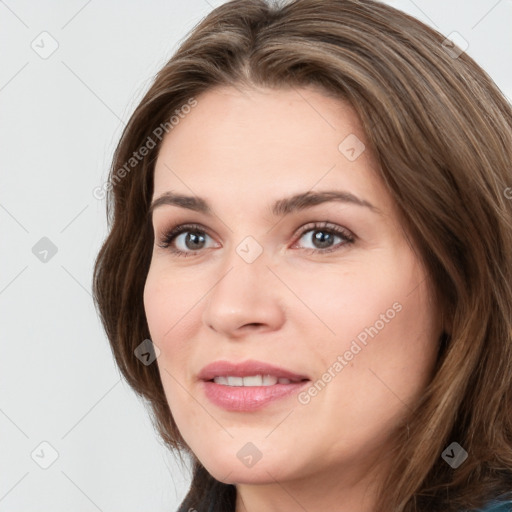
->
<box><xmin>290</xmin><ymin>221</ymin><xmax>354</xmax><ymax>247</ymax></box>
<box><xmin>156</xmin><ymin>222</ymin><xmax>217</xmax><ymax>249</ymax></box>
<box><xmin>156</xmin><ymin>220</ymin><xmax>355</xmax><ymax>255</ymax></box>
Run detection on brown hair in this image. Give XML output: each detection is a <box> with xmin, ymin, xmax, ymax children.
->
<box><xmin>92</xmin><ymin>0</ymin><xmax>512</xmax><ymax>510</ymax></box>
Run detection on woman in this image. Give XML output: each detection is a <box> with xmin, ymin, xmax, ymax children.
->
<box><xmin>92</xmin><ymin>0</ymin><xmax>512</xmax><ymax>510</ymax></box>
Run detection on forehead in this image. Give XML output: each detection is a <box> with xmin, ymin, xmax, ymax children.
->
<box><xmin>152</xmin><ymin>85</ymin><xmax>392</xmax><ymax>216</ymax></box>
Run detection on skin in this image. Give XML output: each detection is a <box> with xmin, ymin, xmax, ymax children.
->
<box><xmin>143</xmin><ymin>85</ymin><xmax>443</xmax><ymax>512</ymax></box>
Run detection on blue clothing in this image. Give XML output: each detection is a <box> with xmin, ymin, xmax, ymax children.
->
<box><xmin>477</xmin><ymin>501</ymin><xmax>512</xmax><ymax>511</ymax></box>
<box><xmin>178</xmin><ymin>490</ymin><xmax>512</xmax><ymax>512</ymax></box>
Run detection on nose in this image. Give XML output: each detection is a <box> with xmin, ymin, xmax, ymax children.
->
<box><xmin>201</xmin><ymin>248</ymin><xmax>286</xmax><ymax>339</ymax></box>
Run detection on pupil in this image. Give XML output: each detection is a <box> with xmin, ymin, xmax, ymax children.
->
<box><xmin>186</xmin><ymin>231</ymin><xmax>205</xmax><ymax>250</ymax></box>
<box><xmin>313</xmin><ymin>230</ymin><xmax>333</xmax><ymax>248</ymax></box>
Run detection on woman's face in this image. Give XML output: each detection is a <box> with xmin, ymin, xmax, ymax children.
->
<box><xmin>144</xmin><ymin>85</ymin><xmax>442</xmax><ymax>494</ymax></box>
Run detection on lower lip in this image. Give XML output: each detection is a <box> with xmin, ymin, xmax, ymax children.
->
<box><xmin>201</xmin><ymin>380</ymin><xmax>310</xmax><ymax>411</ymax></box>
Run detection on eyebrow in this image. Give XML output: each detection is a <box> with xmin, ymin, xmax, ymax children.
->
<box><xmin>148</xmin><ymin>190</ymin><xmax>381</xmax><ymax>217</ymax></box>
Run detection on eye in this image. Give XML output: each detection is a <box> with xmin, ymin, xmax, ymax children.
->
<box><xmin>157</xmin><ymin>223</ymin><xmax>217</xmax><ymax>257</ymax></box>
<box><xmin>292</xmin><ymin>221</ymin><xmax>355</xmax><ymax>253</ymax></box>
<box><xmin>156</xmin><ymin>221</ymin><xmax>355</xmax><ymax>258</ymax></box>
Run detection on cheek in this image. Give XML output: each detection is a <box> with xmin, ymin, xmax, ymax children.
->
<box><xmin>282</xmin><ymin>263</ymin><xmax>403</xmax><ymax>341</ymax></box>
<box><xmin>291</xmin><ymin>262</ymin><xmax>438</xmax><ymax>447</ymax></box>
<box><xmin>143</xmin><ymin>267</ymin><xmax>199</xmax><ymax>373</ymax></box>
<box><xmin>143</xmin><ymin>270</ymin><xmax>169</xmax><ymax>341</ymax></box>
<box><xmin>144</xmin><ymin>264</ymin><xmax>194</xmax><ymax>335</ymax></box>
<box><xmin>143</xmin><ymin>269</ymin><xmax>200</xmax><ymax>421</ymax></box>
<box><xmin>287</xmin><ymin>254</ymin><xmax>439</xmax><ymax>371</ymax></box>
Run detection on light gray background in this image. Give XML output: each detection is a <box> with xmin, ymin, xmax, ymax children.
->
<box><xmin>1</xmin><ymin>1</ymin><xmax>511</xmax><ymax>511</ymax></box>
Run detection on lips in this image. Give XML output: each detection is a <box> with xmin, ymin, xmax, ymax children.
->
<box><xmin>198</xmin><ymin>359</ymin><xmax>310</xmax><ymax>382</ymax></box>
<box><xmin>198</xmin><ymin>359</ymin><xmax>311</xmax><ymax>411</ymax></box>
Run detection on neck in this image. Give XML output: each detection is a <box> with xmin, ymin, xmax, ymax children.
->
<box><xmin>234</xmin><ymin>449</ymin><xmax>390</xmax><ymax>512</ymax></box>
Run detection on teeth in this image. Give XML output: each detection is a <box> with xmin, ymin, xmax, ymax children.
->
<box><xmin>227</xmin><ymin>376</ymin><xmax>245</xmax><ymax>386</ymax></box>
<box><xmin>241</xmin><ymin>375</ymin><xmax>267</xmax><ymax>386</ymax></box>
<box><xmin>263</xmin><ymin>375</ymin><xmax>278</xmax><ymax>385</ymax></box>
<box><xmin>212</xmin><ymin>375</ymin><xmax>295</xmax><ymax>386</ymax></box>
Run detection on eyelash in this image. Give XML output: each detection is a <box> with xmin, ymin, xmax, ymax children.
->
<box><xmin>156</xmin><ymin>221</ymin><xmax>355</xmax><ymax>258</ymax></box>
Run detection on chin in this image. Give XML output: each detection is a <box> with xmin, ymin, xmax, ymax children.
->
<box><xmin>213</xmin><ymin>467</ymin><xmax>283</xmax><ymax>485</ymax></box>
<box><xmin>202</xmin><ymin>455</ymin><xmax>290</xmax><ymax>485</ymax></box>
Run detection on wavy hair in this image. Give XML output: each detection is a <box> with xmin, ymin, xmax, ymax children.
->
<box><xmin>92</xmin><ymin>0</ymin><xmax>512</xmax><ymax>510</ymax></box>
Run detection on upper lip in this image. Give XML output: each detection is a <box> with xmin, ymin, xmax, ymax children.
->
<box><xmin>198</xmin><ymin>359</ymin><xmax>311</xmax><ymax>382</ymax></box>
